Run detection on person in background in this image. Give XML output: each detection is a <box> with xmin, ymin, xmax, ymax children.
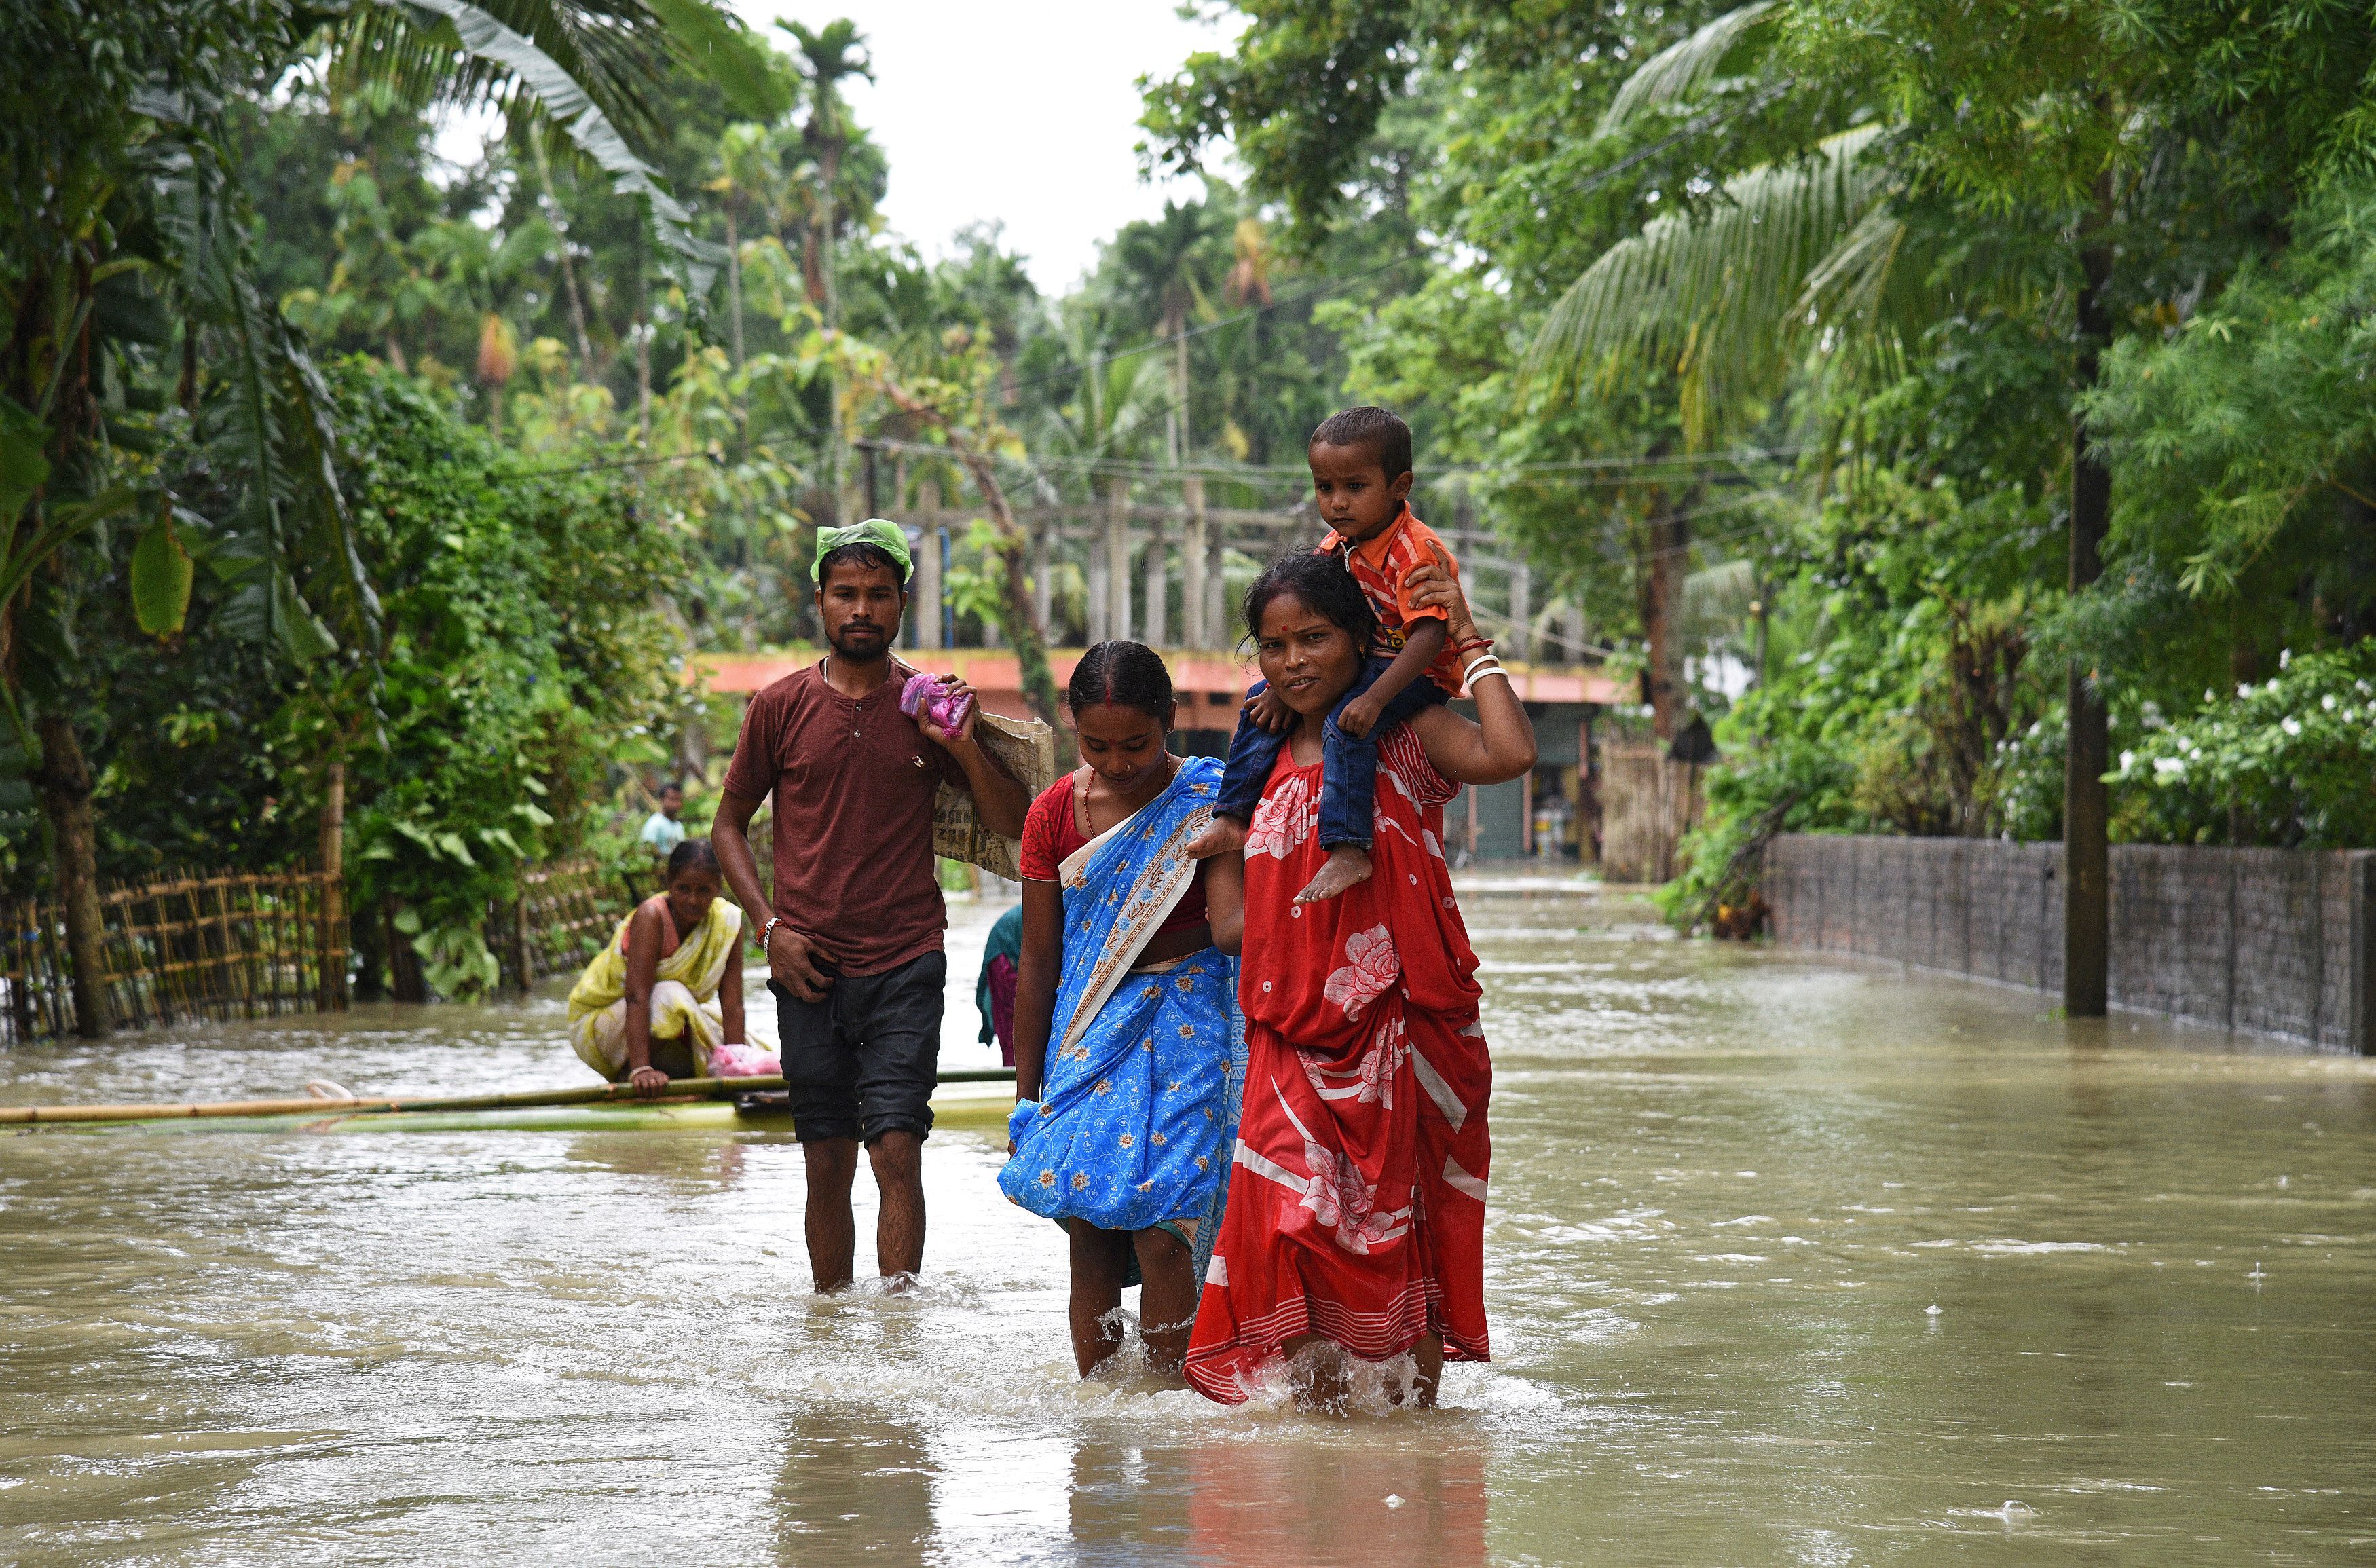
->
<box><xmin>713</xmin><ymin>518</ymin><xmax>1030</xmax><ymax>1293</ymax></box>
<box><xmin>976</xmin><ymin>903</ymin><xmax>1024</xmax><ymax>1066</ymax></box>
<box><xmin>567</xmin><ymin>839</ymin><xmax>752</xmax><ymax>1095</ymax></box>
<box><xmin>639</xmin><ymin>781</ymin><xmax>687</xmax><ymax>856</ymax></box>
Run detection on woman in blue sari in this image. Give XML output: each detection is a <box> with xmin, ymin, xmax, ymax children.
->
<box><xmin>1003</xmin><ymin>641</ymin><xmax>1246</xmax><ymax>1378</ymax></box>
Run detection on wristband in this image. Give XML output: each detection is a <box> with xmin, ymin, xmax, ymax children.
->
<box><xmin>1453</xmin><ymin>636</ymin><xmax>1493</xmax><ymax>655</ymax></box>
<box><xmin>758</xmin><ymin>914</ymin><xmax>785</xmax><ymax>953</ymax></box>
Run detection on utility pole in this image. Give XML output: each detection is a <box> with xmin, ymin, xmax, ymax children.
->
<box><xmin>2064</xmin><ymin>183</ymin><xmax>2115</xmax><ymax>1019</ymax></box>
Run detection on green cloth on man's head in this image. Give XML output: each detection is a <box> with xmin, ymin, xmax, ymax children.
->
<box><xmin>813</xmin><ymin>518</ymin><xmax>913</xmax><ymax>582</ymax></box>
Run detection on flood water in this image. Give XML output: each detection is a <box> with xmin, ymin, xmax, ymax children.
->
<box><xmin>3</xmin><ymin>880</ymin><xmax>2372</xmax><ymax>1565</ymax></box>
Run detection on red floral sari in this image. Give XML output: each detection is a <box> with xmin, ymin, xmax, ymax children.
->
<box><xmin>1183</xmin><ymin>724</ymin><xmax>1492</xmax><ymax>1402</ymax></box>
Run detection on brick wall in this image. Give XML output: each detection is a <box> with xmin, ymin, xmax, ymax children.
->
<box><xmin>1766</xmin><ymin>836</ymin><xmax>2375</xmax><ymax>1053</ymax></box>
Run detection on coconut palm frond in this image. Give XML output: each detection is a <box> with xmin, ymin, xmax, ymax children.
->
<box><xmin>1680</xmin><ymin>557</ymin><xmax>1761</xmax><ymax>639</ymax></box>
<box><xmin>642</xmin><ymin>0</ymin><xmax>790</xmax><ymax>124</ymax></box>
<box><xmin>1597</xmin><ymin>2</ymin><xmax>1777</xmax><ymax>139</ymax></box>
<box><xmin>1525</xmin><ymin>124</ymin><xmax>1891</xmax><ymax>445</ymax></box>
<box><xmin>352</xmin><ymin>1</ymin><xmax>724</xmax><ymax>292</ymax></box>
<box><xmin>339</xmin><ymin>1</ymin><xmax>666</xmax><ymax>138</ymax></box>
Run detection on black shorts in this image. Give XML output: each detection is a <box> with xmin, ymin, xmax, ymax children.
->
<box><xmin>771</xmin><ymin>950</ymin><xmax>945</xmax><ymax>1144</ymax></box>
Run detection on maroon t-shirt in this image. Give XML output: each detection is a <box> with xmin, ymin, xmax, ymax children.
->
<box><xmin>722</xmin><ymin>661</ymin><xmax>969</xmax><ymax>977</ymax></box>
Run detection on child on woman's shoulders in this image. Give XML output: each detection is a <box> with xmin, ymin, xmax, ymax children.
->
<box><xmin>1186</xmin><ymin>405</ymin><xmax>1477</xmax><ymax>903</ymax></box>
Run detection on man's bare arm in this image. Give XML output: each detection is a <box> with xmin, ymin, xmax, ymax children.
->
<box><xmin>715</xmin><ymin>786</ymin><xmax>832</xmax><ymax>1001</ymax></box>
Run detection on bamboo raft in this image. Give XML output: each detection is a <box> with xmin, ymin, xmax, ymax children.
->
<box><xmin>0</xmin><ymin>1070</ymin><xmax>1018</xmax><ymax>1136</ymax></box>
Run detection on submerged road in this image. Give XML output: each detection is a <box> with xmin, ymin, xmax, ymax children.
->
<box><xmin>3</xmin><ymin>879</ymin><xmax>2371</xmax><ymax>1564</ymax></box>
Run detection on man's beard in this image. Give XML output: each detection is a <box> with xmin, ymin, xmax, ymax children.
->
<box><xmin>825</xmin><ymin>619</ymin><xmax>891</xmax><ymax>659</ymax></box>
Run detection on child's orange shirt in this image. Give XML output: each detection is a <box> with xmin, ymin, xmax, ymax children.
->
<box><xmin>1317</xmin><ymin>506</ymin><xmax>1468</xmax><ymax>694</ymax></box>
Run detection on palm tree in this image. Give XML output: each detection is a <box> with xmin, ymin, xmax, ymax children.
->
<box><xmin>1113</xmin><ymin>199</ymin><xmax>1221</xmax><ymax>466</ymax></box>
<box><xmin>777</xmin><ymin>18</ymin><xmax>872</xmax><ymax>519</ymax></box>
<box><xmin>1519</xmin><ymin>4</ymin><xmax>1924</xmax><ymax>738</ymax></box>
<box><xmin>1</xmin><ymin>0</ymin><xmax>766</xmax><ymax>1033</ymax></box>
<box><xmin>779</xmin><ymin>18</ymin><xmax>873</xmax><ymax>330</ymax></box>
<box><xmin>1522</xmin><ymin>0</ymin><xmax>2209</xmax><ymax>1008</ymax></box>
<box><xmin>1046</xmin><ymin>312</ymin><xmax>1168</xmax><ymax>641</ymax></box>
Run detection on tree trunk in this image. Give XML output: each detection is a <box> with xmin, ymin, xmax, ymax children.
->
<box><xmin>534</xmin><ymin>141</ymin><xmax>598</xmax><ymax>375</ymax></box>
<box><xmin>35</xmin><ymin>710</ymin><xmax>110</xmax><ymax>1039</ymax></box>
<box><xmin>871</xmin><ymin>382</ymin><xmax>1061</xmax><ymax>727</ymax></box>
<box><xmin>2063</xmin><ymin>185</ymin><xmax>2116</xmax><ymax>1020</ymax></box>
<box><xmin>1508</xmin><ymin>563</ymin><xmax>1532</xmax><ymax>660</ymax></box>
<box><xmin>386</xmin><ymin>906</ymin><xmax>427</xmax><ymax>1004</ymax></box>
<box><xmin>725</xmin><ymin>208</ymin><xmax>745</xmax><ymax>369</ymax></box>
<box><xmin>963</xmin><ymin>459</ymin><xmax>1059</xmax><ymax>725</ymax></box>
<box><xmin>820</xmin><ymin>147</ymin><xmax>845</xmax><ymax>521</ymax></box>
<box><xmin>1636</xmin><ymin>490</ymin><xmax>1691</xmax><ymax>741</ymax></box>
<box><xmin>633</xmin><ymin>228</ymin><xmax>652</xmax><ymax>443</ymax></box>
<box><xmin>1168</xmin><ymin>310</ymin><xmax>1189</xmax><ymax>467</ymax></box>
<box><xmin>318</xmin><ymin>756</ymin><xmax>348</xmax><ymax>1012</ymax></box>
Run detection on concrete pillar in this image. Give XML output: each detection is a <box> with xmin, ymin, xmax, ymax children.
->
<box><xmin>1143</xmin><ymin>515</ymin><xmax>1168</xmax><ymax>647</ymax></box>
<box><xmin>909</xmin><ymin>477</ymin><xmax>942</xmax><ymax>650</ymax></box>
<box><xmin>1181</xmin><ymin>477</ymin><xmax>1207</xmax><ymax>649</ymax></box>
<box><xmin>1507</xmin><ymin>563</ymin><xmax>1531</xmax><ymax>660</ymax></box>
<box><xmin>1563</xmin><ymin>602</ymin><xmax>1588</xmax><ymax>664</ymax></box>
<box><xmin>1206</xmin><ymin>527</ymin><xmax>1229</xmax><ymax>648</ymax></box>
<box><xmin>1105</xmin><ymin>474</ymin><xmax>1133</xmax><ymax>644</ymax></box>
<box><xmin>1031</xmin><ymin>525</ymin><xmax>1052</xmax><ymax>641</ymax></box>
<box><xmin>1086</xmin><ymin>529</ymin><xmax>1109</xmax><ymax>646</ymax></box>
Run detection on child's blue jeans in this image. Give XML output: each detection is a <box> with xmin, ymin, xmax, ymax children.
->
<box><xmin>1210</xmin><ymin>655</ymin><xmax>1450</xmax><ymax>849</ymax></box>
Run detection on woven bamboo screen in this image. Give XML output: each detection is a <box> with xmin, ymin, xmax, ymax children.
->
<box><xmin>515</xmin><ymin>857</ymin><xmax>649</xmax><ymax>984</ymax></box>
<box><xmin>1</xmin><ymin>867</ymin><xmax>346</xmax><ymax>1045</ymax></box>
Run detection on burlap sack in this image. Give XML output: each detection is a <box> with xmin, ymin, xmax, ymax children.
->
<box><xmin>932</xmin><ymin>709</ymin><xmax>1055</xmax><ymax>881</ymax></box>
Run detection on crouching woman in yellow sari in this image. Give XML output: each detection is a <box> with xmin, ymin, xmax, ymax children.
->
<box><xmin>568</xmin><ymin>840</ymin><xmax>750</xmax><ymax>1097</ymax></box>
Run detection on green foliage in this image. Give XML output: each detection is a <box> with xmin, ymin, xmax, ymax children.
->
<box><xmin>1652</xmin><ymin>738</ymin><xmax>1862</xmax><ymax>928</ymax></box>
<box><xmin>2112</xmin><ymin>641</ymin><xmax>2376</xmax><ymax>848</ymax></box>
<box><xmin>2086</xmin><ymin>179</ymin><xmax>2376</xmax><ymax>603</ymax></box>
<box><xmin>324</xmin><ymin>362</ymin><xmax>688</xmax><ymax>983</ymax></box>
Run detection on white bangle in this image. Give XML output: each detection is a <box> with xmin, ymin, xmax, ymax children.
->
<box><xmin>1464</xmin><ymin>657</ymin><xmax>1508</xmax><ymax>685</ymax></box>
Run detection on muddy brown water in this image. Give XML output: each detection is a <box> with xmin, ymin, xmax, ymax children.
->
<box><xmin>3</xmin><ymin>880</ymin><xmax>2371</xmax><ymax>1565</ymax></box>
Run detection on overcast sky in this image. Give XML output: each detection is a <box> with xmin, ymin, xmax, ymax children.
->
<box><xmin>731</xmin><ymin>1</ymin><xmax>1237</xmax><ymax>294</ymax></box>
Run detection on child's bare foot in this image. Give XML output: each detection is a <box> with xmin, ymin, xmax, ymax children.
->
<box><xmin>1295</xmin><ymin>845</ymin><xmax>1373</xmax><ymax>903</ymax></box>
<box><xmin>1185</xmin><ymin>815</ymin><xmax>1246</xmax><ymax>860</ymax></box>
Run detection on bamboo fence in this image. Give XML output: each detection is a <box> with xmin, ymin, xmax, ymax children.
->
<box><xmin>3</xmin><ymin>841</ymin><xmax>726</xmax><ymax>1043</ymax></box>
<box><xmin>1</xmin><ymin>867</ymin><xmax>346</xmax><ymax>1045</ymax></box>
<box><xmin>512</xmin><ymin>857</ymin><xmax>650</xmax><ymax>985</ymax></box>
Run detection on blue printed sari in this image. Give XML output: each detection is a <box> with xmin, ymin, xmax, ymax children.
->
<box><xmin>1001</xmin><ymin>757</ymin><xmax>1243</xmax><ymax>1256</ymax></box>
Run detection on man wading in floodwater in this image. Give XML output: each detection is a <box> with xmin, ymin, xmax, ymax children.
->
<box><xmin>716</xmin><ymin>520</ymin><xmax>1029</xmax><ymax>1291</ymax></box>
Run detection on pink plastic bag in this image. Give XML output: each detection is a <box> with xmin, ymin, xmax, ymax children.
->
<box><xmin>898</xmin><ymin>670</ymin><xmax>973</xmax><ymax>734</ymax></box>
<box><xmin>709</xmin><ymin>1041</ymin><xmax>782</xmax><ymax>1078</ymax></box>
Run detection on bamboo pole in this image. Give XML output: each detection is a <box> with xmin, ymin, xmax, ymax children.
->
<box><xmin>320</xmin><ymin>757</ymin><xmax>348</xmax><ymax>1011</ymax></box>
<box><xmin>0</xmin><ymin>1068</ymin><xmax>1016</xmax><ymax>1125</ymax></box>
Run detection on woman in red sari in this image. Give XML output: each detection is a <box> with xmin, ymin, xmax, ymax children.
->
<box><xmin>1185</xmin><ymin>552</ymin><xmax>1536</xmax><ymax>1408</ymax></box>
